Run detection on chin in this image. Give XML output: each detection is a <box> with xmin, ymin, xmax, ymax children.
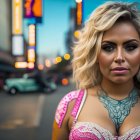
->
<box><xmin>112</xmin><ymin>78</ymin><xmax>131</xmax><ymax>84</ymax></box>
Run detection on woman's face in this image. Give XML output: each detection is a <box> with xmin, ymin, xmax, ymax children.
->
<box><xmin>98</xmin><ymin>21</ymin><xmax>140</xmax><ymax>84</ymax></box>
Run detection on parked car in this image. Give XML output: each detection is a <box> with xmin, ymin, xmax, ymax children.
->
<box><xmin>4</xmin><ymin>73</ymin><xmax>57</xmax><ymax>95</ymax></box>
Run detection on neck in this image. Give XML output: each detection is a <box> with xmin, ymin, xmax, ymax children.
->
<box><xmin>100</xmin><ymin>79</ymin><xmax>134</xmax><ymax>100</ymax></box>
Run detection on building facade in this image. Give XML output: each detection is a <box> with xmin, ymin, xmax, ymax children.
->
<box><xmin>0</xmin><ymin>0</ymin><xmax>15</xmax><ymax>89</ymax></box>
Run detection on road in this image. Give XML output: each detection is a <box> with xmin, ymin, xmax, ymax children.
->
<box><xmin>0</xmin><ymin>83</ymin><xmax>76</xmax><ymax>140</ymax></box>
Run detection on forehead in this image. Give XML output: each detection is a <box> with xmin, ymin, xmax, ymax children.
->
<box><xmin>102</xmin><ymin>21</ymin><xmax>140</xmax><ymax>41</ymax></box>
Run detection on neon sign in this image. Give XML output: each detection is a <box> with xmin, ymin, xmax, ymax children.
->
<box><xmin>24</xmin><ymin>0</ymin><xmax>42</xmax><ymax>18</ymax></box>
<box><xmin>12</xmin><ymin>0</ymin><xmax>23</xmax><ymax>34</ymax></box>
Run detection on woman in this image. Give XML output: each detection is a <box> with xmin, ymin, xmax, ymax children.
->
<box><xmin>52</xmin><ymin>1</ymin><xmax>140</xmax><ymax>139</ymax></box>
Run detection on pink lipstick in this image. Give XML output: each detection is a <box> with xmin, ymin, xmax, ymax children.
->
<box><xmin>111</xmin><ymin>67</ymin><xmax>129</xmax><ymax>74</ymax></box>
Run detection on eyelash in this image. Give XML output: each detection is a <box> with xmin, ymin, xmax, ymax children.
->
<box><xmin>125</xmin><ymin>44</ymin><xmax>138</xmax><ymax>51</ymax></box>
<box><xmin>101</xmin><ymin>44</ymin><xmax>115</xmax><ymax>52</ymax></box>
<box><xmin>101</xmin><ymin>44</ymin><xmax>138</xmax><ymax>52</ymax></box>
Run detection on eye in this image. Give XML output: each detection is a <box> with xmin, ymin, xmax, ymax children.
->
<box><xmin>101</xmin><ymin>44</ymin><xmax>115</xmax><ymax>52</ymax></box>
<box><xmin>124</xmin><ymin>43</ymin><xmax>138</xmax><ymax>51</ymax></box>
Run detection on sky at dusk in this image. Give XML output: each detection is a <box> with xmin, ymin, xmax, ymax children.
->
<box><xmin>37</xmin><ymin>0</ymin><xmax>75</xmax><ymax>58</ymax></box>
<box><xmin>24</xmin><ymin>0</ymin><xmax>137</xmax><ymax>59</ymax></box>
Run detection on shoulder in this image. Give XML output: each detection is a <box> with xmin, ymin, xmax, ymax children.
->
<box><xmin>55</xmin><ymin>89</ymin><xmax>84</xmax><ymax>128</ymax></box>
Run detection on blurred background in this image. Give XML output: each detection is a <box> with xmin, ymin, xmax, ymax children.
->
<box><xmin>0</xmin><ymin>0</ymin><xmax>138</xmax><ymax>140</ymax></box>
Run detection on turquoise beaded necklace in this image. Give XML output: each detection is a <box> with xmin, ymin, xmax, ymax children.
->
<box><xmin>98</xmin><ymin>88</ymin><xmax>139</xmax><ymax>133</ymax></box>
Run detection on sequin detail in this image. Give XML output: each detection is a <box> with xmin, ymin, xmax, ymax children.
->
<box><xmin>69</xmin><ymin>90</ymin><xmax>140</xmax><ymax>140</ymax></box>
<box><xmin>69</xmin><ymin>122</ymin><xmax>140</xmax><ymax>140</ymax></box>
<box><xmin>71</xmin><ymin>90</ymin><xmax>85</xmax><ymax>117</ymax></box>
<box><xmin>55</xmin><ymin>90</ymin><xmax>80</xmax><ymax>127</ymax></box>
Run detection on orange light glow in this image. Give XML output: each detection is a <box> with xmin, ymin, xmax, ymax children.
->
<box><xmin>45</xmin><ymin>59</ymin><xmax>51</xmax><ymax>68</ymax></box>
<box><xmin>62</xmin><ymin>78</ymin><xmax>69</xmax><ymax>86</ymax></box>
<box><xmin>24</xmin><ymin>0</ymin><xmax>42</xmax><ymax>18</ymax></box>
<box><xmin>77</xmin><ymin>2</ymin><xmax>82</xmax><ymax>25</ymax></box>
<box><xmin>74</xmin><ymin>30</ymin><xmax>80</xmax><ymax>39</ymax></box>
<box><xmin>27</xmin><ymin>62</ymin><xmax>34</xmax><ymax>69</ymax></box>
<box><xmin>38</xmin><ymin>64</ymin><xmax>44</xmax><ymax>70</ymax></box>
<box><xmin>55</xmin><ymin>56</ymin><xmax>62</xmax><ymax>64</ymax></box>
<box><xmin>64</xmin><ymin>53</ymin><xmax>70</xmax><ymax>60</ymax></box>
<box><xmin>32</xmin><ymin>0</ymin><xmax>42</xmax><ymax>17</ymax></box>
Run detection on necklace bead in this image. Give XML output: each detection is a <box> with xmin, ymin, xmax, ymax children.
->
<box><xmin>98</xmin><ymin>88</ymin><xmax>139</xmax><ymax>133</ymax></box>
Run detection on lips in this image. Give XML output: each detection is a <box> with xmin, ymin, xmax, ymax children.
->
<box><xmin>111</xmin><ymin>67</ymin><xmax>129</xmax><ymax>74</ymax></box>
<box><xmin>111</xmin><ymin>67</ymin><xmax>129</xmax><ymax>71</ymax></box>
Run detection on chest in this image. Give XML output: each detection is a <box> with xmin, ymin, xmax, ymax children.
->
<box><xmin>69</xmin><ymin>94</ymin><xmax>140</xmax><ymax>136</ymax></box>
<box><xmin>69</xmin><ymin>122</ymin><xmax>140</xmax><ymax>140</ymax></box>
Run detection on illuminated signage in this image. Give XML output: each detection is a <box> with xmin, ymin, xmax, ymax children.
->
<box><xmin>28</xmin><ymin>24</ymin><xmax>36</xmax><ymax>46</ymax></box>
<box><xmin>15</xmin><ymin>62</ymin><xmax>34</xmax><ymax>69</ymax></box>
<box><xmin>12</xmin><ymin>0</ymin><xmax>23</xmax><ymax>34</ymax></box>
<box><xmin>24</xmin><ymin>0</ymin><xmax>42</xmax><ymax>18</ymax></box>
<box><xmin>76</xmin><ymin>2</ymin><xmax>82</xmax><ymax>25</ymax></box>
<box><xmin>27</xmin><ymin>48</ymin><xmax>35</xmax><ymax>62</ymax></box>
<box><xmin>12</xmin><ymin>35</ymin><xmax>24</xmax><ymax>55</ymax></box>
<box><xmin>15</xmin><ymin>62</ymin><xmax>27</xmax><ymax>68</ymax></box>
<box><xmin>27</xmin><ymin>24</ymin><xmax>36</xmax><ymax>63</ymax></box>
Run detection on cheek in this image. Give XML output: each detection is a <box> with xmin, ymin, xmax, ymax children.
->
<box><xmin>98</xmin><ymin>54</ymin><xmax>112</xmax><ymax>71</ymax></box>
<box><xmin>98</xmin><ymin>52</ymin><xmax>113</xmax><ymax>65</ymax></box>
<box><xmin>124</xmin><ymin>51</ymin><xmax>140</xmax><ymax>75</ymax></box>
<box><xmin>128</xmin><ymin>52</ymin><xmax>140</xmax><ymax>68</ymax></box>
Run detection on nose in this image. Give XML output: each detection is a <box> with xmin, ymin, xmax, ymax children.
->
<box><xmin>114</xmin><ymin>48</ymin><xmax>125</xmax><ymax>64</ymax></box>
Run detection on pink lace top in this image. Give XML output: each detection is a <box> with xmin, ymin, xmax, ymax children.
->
<box><xmin>55</xmin><ymin>90</ymin><xmax>140</xmax><ymax>140</ymax></box>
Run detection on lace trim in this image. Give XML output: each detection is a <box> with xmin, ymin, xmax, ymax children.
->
<box><xmin>69</xmin><ymin>122</ymin><xmax>140</xmax><ymax>140</ymax></box>
<box><xmin>69</xmin><ymin>122</ymin><xmax>114</xmax><ymax>140</ymax></box>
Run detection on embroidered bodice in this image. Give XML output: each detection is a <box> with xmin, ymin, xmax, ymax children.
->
<box><xmin>69</xmin><ymin>122</ymin><xmax>140</xmax><ymax>140</ymax></box>
<box><xmin>55</xmin><ymin>90</ymin><xmax>140</xmax><ymax>140</ymax></box>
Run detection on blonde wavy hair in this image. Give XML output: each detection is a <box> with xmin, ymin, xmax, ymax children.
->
<box><xmin>72</xmin><ymin>1</ymin><xmax>140</xmax><ymax>89</ymax></box>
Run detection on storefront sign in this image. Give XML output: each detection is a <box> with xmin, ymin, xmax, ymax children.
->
<box><xmin>12</xmin><ymin>0</ymin><xmax>23</xmax><ymax>34</ymax></box>
<box><xmin>24</xmin><ymin>0</ymin><xmax>42</xmax><ymax>18</ymax></box>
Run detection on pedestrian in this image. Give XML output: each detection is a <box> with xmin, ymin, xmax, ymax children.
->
<box><xmin>52</xmin><ymin>1</ymin><xmax>140</xmax><ymax>139</ymax></box>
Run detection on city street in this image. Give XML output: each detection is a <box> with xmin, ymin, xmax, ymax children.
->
<box><xmin>0</xmin><ymin>83</ymin><xmax>76</xmax><ymax>140</ymax></box>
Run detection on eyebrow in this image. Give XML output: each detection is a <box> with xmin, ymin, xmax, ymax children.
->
<box><xmin>123</xmin><ymin>39</ymin><xmax>139</xmax><ymax>45</ymax></box>
<box><xmin>102</xmin><ymin>39</ymin><xmax>139</xmax><ymax>45</ymax></box>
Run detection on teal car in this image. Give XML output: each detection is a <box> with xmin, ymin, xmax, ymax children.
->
<box><xmin>4</xmin><ymin>74</ymin><xmax>57</xmax><ymax>95</ymax></box>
